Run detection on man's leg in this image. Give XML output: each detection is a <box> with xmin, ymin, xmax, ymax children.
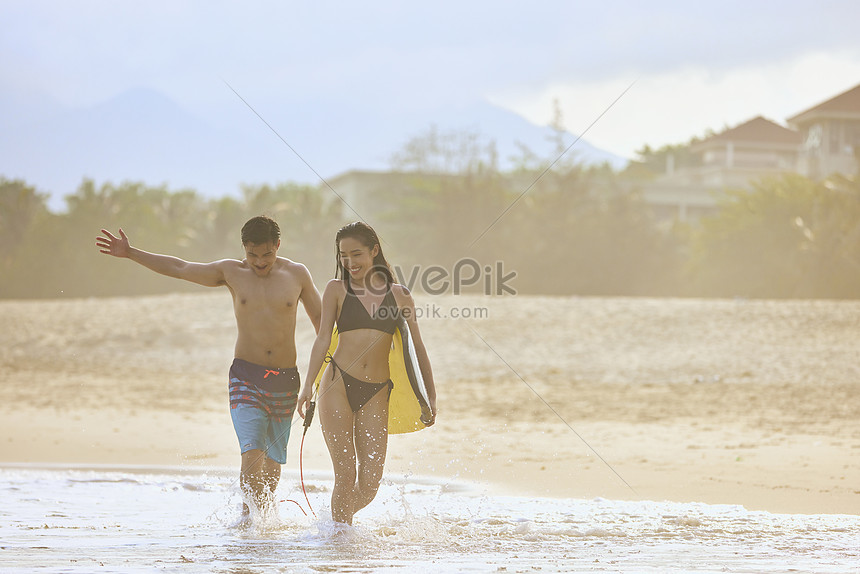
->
<box><xmin>232</xmin><ymin>403</ymin><xmax>278</xmax><ymax>515</ymax></box>
<box><xmin>262</xmin><ymin>456</ymin><xmax>281</xmax><ymax>495</ymax></box>
<box><xmin>258</xmin><ymin>408</ymin><xmax>291</xmax><ymax>502</ymax></box>
<box><xmin>240</xmin><ymin>449</ymin><xmax>279</xmax><ymax>514</ymax></box>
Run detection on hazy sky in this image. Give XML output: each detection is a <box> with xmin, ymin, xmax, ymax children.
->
<box><xmin>2</xmin><ymin>0</ymin><xmax>860</xmax><ymax>158</ymax></box>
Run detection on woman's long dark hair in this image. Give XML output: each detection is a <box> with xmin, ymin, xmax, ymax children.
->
<box><xmin>335</xmin><ymin>222</ymin><xmax>395</xmax><ymax>288</ymax></box>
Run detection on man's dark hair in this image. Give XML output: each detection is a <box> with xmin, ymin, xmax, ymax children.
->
<box><xmin>241</xmin><ymin>216</ymin><xmax>280</xmax><ymax>246</ymax></box>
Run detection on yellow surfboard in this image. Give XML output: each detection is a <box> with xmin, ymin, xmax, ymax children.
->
<box><xmin>314</xmin><ymin>321</ymin><xmax>432</xmax><ymax>434</ymax></box>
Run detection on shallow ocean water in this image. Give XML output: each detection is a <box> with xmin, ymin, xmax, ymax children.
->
<box><xmin>1</xmin><ymin>464</ymin><xmax>858</xmax><ymax>573</ymax></box>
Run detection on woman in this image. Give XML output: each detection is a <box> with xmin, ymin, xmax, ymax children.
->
<box><xmin>297</xmin><ymin>222</ymin><xmax>436</xmax><ymax>525</ymax></box>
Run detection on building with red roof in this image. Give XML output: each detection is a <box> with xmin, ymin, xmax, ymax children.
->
<box><xmin>641</xmin><ymin>116</ymin><xmax>802</xmax><ymax>221</ymax></box>
<box><xmin>644</xmin><ymin>83</ymin><xmax>860</xmax><ymax>221</ymax></box>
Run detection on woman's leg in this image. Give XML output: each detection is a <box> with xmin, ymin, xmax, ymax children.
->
<box><xmin>318</xmin><ymin>368</ymin><xmax>358</xmax><ymax>524</ymax></box>
<box><xmin>351</xmin><ymin>385</ymin><xmax>390</xmax><ymax>515</ymax></box>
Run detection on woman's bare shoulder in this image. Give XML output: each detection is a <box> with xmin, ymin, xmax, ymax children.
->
<box><xmin>390</xmin><ymin>283</ymin><xmax>414</xmax><ymax>305</ymax></box>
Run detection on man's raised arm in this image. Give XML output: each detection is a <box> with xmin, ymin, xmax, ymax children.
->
<box><xmin>96</xmin><ymin>228</ymin><xmax>227</xmax><ymax>288</ymax></box>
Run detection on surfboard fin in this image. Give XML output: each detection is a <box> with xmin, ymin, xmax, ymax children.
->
<box><xmin>420</xmin><ymin>405</ymin><xmax>433</xmax><ymax>425</ymax></box>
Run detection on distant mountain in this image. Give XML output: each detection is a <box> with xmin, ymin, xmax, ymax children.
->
<box><xmin>0</xmin><ymin>87</ymin><xmax>628</xmax><ymax>211</ymax></box>
<box><xmin>394</xmin><ymin>100</ymin><xmax>627</xmax><ymax>168</ymax></box>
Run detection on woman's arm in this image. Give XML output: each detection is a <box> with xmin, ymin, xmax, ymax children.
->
<box><xmin>394</xmin><ymin>285</ymin><xmax>437</xmax><ymax>426</ymax></box>
<box><xmin>297</xmin><ymin>280</ymin><xmax>341</xmax><ymax>418</ymax></box>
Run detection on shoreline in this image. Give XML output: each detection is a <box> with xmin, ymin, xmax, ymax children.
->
<box><xmin>3</xmin><ymin>404</ymin><xmax>857</xmax><ymax>516</ymax></box>
<box><xmin>3</xmin><ymin>457</ymin><xmax>858</xmax><ymax>519</ymax></box>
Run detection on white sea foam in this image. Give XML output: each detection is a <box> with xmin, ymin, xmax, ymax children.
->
<box><xmin>1</xmin><ymin>464</ymin><xmax>858</xmax><ymax>573</ymax></box>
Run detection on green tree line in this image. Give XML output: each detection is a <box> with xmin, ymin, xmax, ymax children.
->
<box><xmin>2</xmin><ymin>164</ymin><xmax>859</xmax><ymax>300</ymax></box>
<box><xmin>0</xmin><ymin>178</ymin><xmax>344</xmax><ymax>298</ymax></box>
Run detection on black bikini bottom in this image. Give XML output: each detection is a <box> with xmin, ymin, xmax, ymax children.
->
<box><xmin>327</xmin><ymin>356</ymin><xmax>393</xmax><ymax>412</ymax></box>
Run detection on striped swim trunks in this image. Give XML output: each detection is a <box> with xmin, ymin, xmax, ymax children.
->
<box><xmin>228</xmin><ymin>358</ymin><xmax>300</xmax><ymax>465</ymax></box>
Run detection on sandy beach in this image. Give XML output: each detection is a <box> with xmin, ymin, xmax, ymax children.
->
<box><xmin>2</xmin><ymin>292</ymin><xmax>858</xmax><ymax>515</ymax></box>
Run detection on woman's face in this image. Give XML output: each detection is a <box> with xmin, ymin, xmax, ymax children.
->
<box><xmin>339</xmin><ymin>236</ymin><xmax>379</xmax><ymax>282</ymax></box>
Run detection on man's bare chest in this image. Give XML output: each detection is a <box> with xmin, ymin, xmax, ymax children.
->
<box><xmin>229</xmin><ymin>276</ymin><xmax>300</xmax><ymax>316</ymax></box>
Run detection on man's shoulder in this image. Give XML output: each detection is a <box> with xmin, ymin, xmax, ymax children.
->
<box><xmin>272</xmin><ymin>258</ymin><xmax>319</xmax><ymax>289</ymax></box>
<box><xmin>276</xmin><ymin>257</ymin><xmax>311</xmax><ymax>277</ymax></box>
<box><xmin>215</xmin><ymin>258</ymin><xmax>246</xmax><ymax>273</ymax></box>
<box><xmin>276</xmin><ymin>256</ymin><xmax>305</xmax><ymax>268</ymax></box>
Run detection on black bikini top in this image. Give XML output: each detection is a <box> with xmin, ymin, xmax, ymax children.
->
<box><xmin>336</xmin><ymin>279</ymin><xmax>399</xmax><ymax>334</ymax></box>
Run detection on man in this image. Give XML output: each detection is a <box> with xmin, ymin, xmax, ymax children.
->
<box><xmin>96</xmin><ymin>216</ymin><xmax>322</xmax><ymax>518</ymax></box>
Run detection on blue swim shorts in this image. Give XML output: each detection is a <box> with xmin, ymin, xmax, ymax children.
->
<box><xmin>228</xmin><ymin>358</ymin><xmax>300</xmax><ymax>465</ymax></box>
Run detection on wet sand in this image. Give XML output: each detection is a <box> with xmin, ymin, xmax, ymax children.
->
<box><xmin>2</xmin><ymin>292</ymin><xmax>858</xmax><ymax>515</ymax></box>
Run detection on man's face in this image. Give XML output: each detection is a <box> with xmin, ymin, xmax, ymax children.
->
<box><xmin>244</xmin><ymin>241</ymin><xmax>279</xmax><ymax>277</ymax></box>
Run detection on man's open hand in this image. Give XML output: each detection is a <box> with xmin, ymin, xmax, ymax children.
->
<box><xmin>96</xmin><ymin>228</ymin><xmax>131</xmax><ymax>258</ymax></box>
